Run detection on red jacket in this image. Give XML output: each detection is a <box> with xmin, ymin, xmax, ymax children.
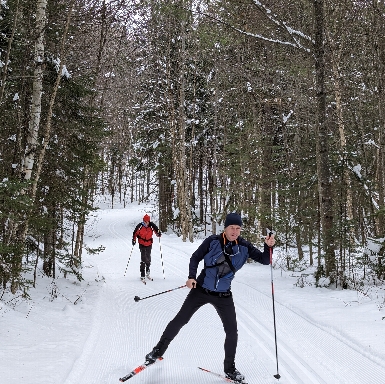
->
<box><xmin>133</xmin><ymin>222</ymin><xmax>160</xmax><ymax>246</ymax></box>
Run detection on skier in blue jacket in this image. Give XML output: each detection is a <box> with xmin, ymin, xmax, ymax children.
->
<box><xmin>145</xmin><ymin>212</ymin><xmax>275</xmax><ymax>383</ymax></box>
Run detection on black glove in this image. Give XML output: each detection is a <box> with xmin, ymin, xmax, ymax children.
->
<box><xmin>132</xmin><ymin>239</ymin><xmax>136</xmax><ymax>246</ymax></box>
<box><xmin>157</xmin><ymin>231</ymin><xmax>162</xmax><ymax>237</ymax></box>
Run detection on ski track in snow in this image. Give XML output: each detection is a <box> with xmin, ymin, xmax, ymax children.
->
<box><xmin>63</xmin><ymin>208</ymin><xmax>385</xmax><ymax>384</ymax></box>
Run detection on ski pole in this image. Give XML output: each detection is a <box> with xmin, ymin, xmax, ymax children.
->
<box><xmin>159</xmin><ymin>237</ymin><xmax>165</xmax><ymax>279</ymax></box>
<box><xmin>134</xmin><ymin>285</ymin><xmax>186</xmax><ymax>302</ymax></box>
<box><xmin>268</xmin><ymin>229</ymin><xmax>281</xmax><ymax>380</ymax></box>
<box><xmin>124</xmin><ymin>244</ymin><xmax>135</xmax><ymax>277</ymax></box>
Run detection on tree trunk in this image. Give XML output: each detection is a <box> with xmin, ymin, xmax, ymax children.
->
<box><xmin>314</xmin><ymin>0</ymin><xmax>335</xmax><ymax>281</ymax></box>
<box><xmin>23</xmin><ymin>0</ymin><xmax>47</xmax><ymax>181</ymax></box>
<box><xmin>373</xmin><ymin>1</ymin><xmax>385</xmax><ymax>237</ymax></box>
<box><xmin>0</xmin><ymin>0</ymin><xmax>20</xmax><ymax>103</ymax></box>
<box><xmin>177</xmin><ymin>17</ymin><xmax>192</xmax><ymax>242</ymax></box>
<box><xmin>259</xmin><ymin>101</ymin><xmax>274</xmax><ymax>232</ymax></box>
<box><xmin>19</xmin><ymin>0</ymin><xmax>75</xmax><ymax>244</ymax></box>
<box><xmin>372</xmin><ymin>1</ymin><xmax>385</xmax><ymax>275</ymax></box>
<box><xmin>73</xmin><ymin>173</ymin><xmax>90</xmax><ymax>268</ymax></box>
<box><xmin>158</xmin><ymin>162</ymin><xmax>172</xmax><ymax>232</ymax></box>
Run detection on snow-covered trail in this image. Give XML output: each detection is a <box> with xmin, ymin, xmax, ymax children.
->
<box><xmin>63</xmin><ymin>207</ymin><xmax>385</xmax><ymax>384</ymax></box>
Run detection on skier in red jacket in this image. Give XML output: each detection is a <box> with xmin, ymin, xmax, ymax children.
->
<box><xmin>132</xmin><ymin>214</ymin><xmax>161</xmax><ymax>282</ymax></box>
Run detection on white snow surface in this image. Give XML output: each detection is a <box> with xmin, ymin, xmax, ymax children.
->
<box><xmin>1</xmin><ymin>200</ymin><xmax>385</xmax><ymax>384</ymax></box>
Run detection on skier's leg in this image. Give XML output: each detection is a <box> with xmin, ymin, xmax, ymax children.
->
<box><xmin>144</xmin><ymin>245</ymin><xmax>152</xmax><ymax>275</ymax></box>
<box><xmin>139</xmin><ymin>244</ymin><xmax>146</xmax><ymax>278</ymax></box>
<box><xmin>148</xmin><ymin>288</ymin><xmax>208</xmax><ymax>357</ymax></box>
<box><xmin>213</xmin><ymin>295</ymin><xmax>238</xmax><ymax>371</ymax></box>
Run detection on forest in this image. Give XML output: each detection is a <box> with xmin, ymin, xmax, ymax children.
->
<box><xmin>0</xmin><ymin>0</ymin><xmax>384</xmax><ymax>295</ymax></box>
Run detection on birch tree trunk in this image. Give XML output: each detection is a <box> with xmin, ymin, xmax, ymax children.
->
<box><xmin>30</xmin><ymin>0</ymin><xmax>75</xmax><ymax>199</ymax></box>
<box><xmin>23</xmin><ymin>0</ymin><xmax>47</xmax><ymax>181</ymax></box>
<box><xmin>19</xmin><ymin>0</ymin><xmax>76</xmax><ymax>247</ymax></box>
<box><xmin>6</xmin><ymin>0</ymin><xmax>47</xmax><ymax>292</ymax></box>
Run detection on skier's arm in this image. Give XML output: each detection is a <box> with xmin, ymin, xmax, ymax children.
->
<box><xmin>247</xmin><ymin>242</ymin><xmax>271</xmax><ymax>265</ymax></box>
<box><xmin>132</xmin><ymin>223</ymin><xmax>142</xmax><ymax>244</ymax></box>
<box><xmin>150</xmin><ymin>222</ymin><xmax>161</xmax><ymax>236</ymax></box>
<box><xmin>188</xmin><ymin>236</ymin><xmax>212</xmax><ymax>280</ymax></box>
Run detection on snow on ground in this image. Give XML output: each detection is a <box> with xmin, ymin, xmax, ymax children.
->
<box><xmin>1</xmin><ymin>200</ymin><xmax>385</xmax><ymax>384</ymax></box>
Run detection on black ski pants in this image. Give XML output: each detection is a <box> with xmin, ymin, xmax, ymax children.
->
<box><xmin>156</xmin><ymin>285</ymin><xmax>238</xmax><ymax>362</ymax></box>
<box><xmin>139</xmin><ymin>244</ymin><xmax>152</xmax><ymax>277</ymax></box>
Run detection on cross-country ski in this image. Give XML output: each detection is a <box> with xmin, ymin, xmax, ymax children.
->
<box><xmin>119</xmin><ymin>358</ymin><xmax>163</xmax><ymax>382</ymax></box>
<box><xmin>198</xmin><ymin>366</ymin><xmax>248</xmax><ymax>383</ymax></box>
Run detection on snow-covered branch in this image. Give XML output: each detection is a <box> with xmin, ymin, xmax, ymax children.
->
<box><xmin>250</xmin><ymin>0</ymin><xmax>313</xmax><ymax>51</ymax></box>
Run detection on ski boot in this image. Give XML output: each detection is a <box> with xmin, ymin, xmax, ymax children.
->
<box><xmin>225</xmin><ymin>362</ymin><xmax>245</xmax><ymax>383</ymax></box>
<box><xmin>145</xmin><ymin>347</ymin><xmax>161</xmax><ymax>364</ymax></box>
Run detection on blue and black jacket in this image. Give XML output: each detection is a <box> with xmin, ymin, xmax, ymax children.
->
<box><xmin>188</xmin><ymin>234</ymin><xmax>271</xmax><ymax>293</ymax></box>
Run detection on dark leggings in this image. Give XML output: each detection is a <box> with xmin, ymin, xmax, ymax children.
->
<box><xmin>139</xmin><ymin>244</ymin><xmax>152</xmax><ymax>276</ymax></box>
<box><xmin>157</xmin><ymin>286</ymin><xmax>238</xmax><ymax>361</ymax></box>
